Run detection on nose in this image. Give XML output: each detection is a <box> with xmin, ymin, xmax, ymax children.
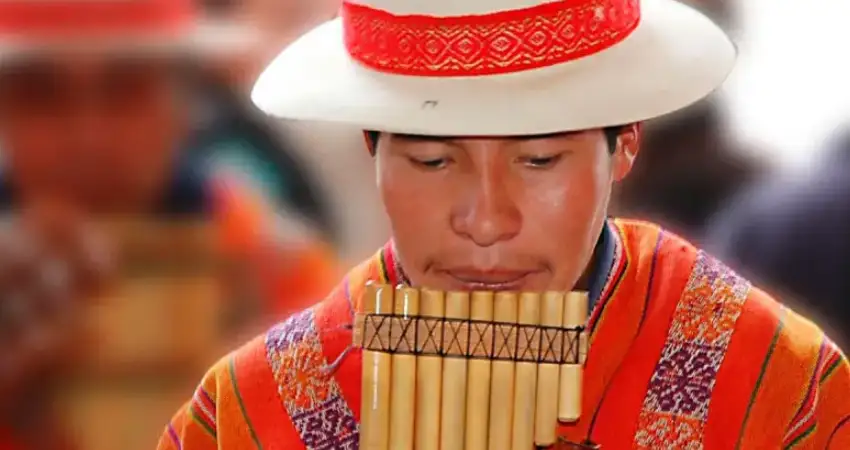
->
<box><xmin>451</xmin><ymin>170</ymin><xmax>521</xmax><ymax>247</ymax></box>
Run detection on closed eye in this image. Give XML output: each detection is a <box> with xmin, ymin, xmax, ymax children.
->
<box><xmin>519</xmin><ymin>154</ymin><xmax>563</xmax><ymax>169</ymax></box>
<box><xmin>409</xmin><ymin>157</ymin><xmax>449</xmax><ymax>170</ymax></box>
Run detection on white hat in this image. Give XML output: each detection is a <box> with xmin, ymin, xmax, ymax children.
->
<box><xmin>252</xmin><ymin>0</ymin><xmax>736</xmax><ymax>136</ymax></box>
<box><xmin>0</xmin><ymin>0</ymin><xmax>255</xmax><ymax>62</ymax></box>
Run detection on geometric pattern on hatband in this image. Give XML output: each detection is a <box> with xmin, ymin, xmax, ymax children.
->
<box><xmin>353</xmin><ymin>313</ymin><xmax>588</xmax><ymax>365</ymax></box>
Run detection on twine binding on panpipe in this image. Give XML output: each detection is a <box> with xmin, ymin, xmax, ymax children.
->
<box><xmin>353</xmin><ymin>313</ymin><xmax>587</xmax><ymax>365</ymax></box>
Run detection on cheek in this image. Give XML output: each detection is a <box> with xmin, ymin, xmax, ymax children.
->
<box><xmin>378</xmin><ymin>164</ymin><xmax>448</xmax><ymax>261</ymax></box>
<box><xmin>521</xmin><ymin>167</ymin><xmax>611</xmax><ymax>247</ymax></box>
<box><xmin>380</xmin><ymin>168</ymin><xmax>439</xmax><ymax>229</ymax></box>
<box><xmin>524</xmin><ymin>186</ymin><xmax>593</xmax><ymax>237</ymax></box>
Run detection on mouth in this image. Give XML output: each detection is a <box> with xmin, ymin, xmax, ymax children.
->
<box><xmin>440</xmin><ymin>268</ymin><xmax>536</xmax><ymax>291</ymax></box>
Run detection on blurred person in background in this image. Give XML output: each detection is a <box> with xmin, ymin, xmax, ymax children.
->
<box><xmin>200</xmin><ymin>0</ymin><xmax>341</xmax><ymax>93</ymax></box>
<box><xmin>707</xmin><ymin>129</ymin><xmax>850</xmax><ymax>348</ymax></box>
<box><xmin>0</xmin><ymin>0</ymin><xmax>338</xmax><ymax>448</ymax></box>
<box><xmin>192</xmin><ymin>0</ymin><xmax>344</xmax><ymax>250</ymax></box>
<box><xmin>705</xmin><ymin>0</ymin><xmax>850</xmax><ymax>347</ymax></box>
<box><xmin>612</xmin><ymin>102</ymin><xmax>763</xmax><ymax>242</ymax></box>
<box><xmin>610</xmin><ymin>0</ymin><xmax>764</xmax><ymax>244</ymax></box>
<box><xmin>184</xmin><ymin>67</ymin><xmax>339</xmax><ymax>248</ymax></box>
<box><xmin>182</xmin><ymin>63</ymin><xmax>342</xmax><ymax>323</ymax></box>
<box><xmin>200</xmin><ymin>0</ymin><xmax>393</xmax><ymax>265</ymax></box>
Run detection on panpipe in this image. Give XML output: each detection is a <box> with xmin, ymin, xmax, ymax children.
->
<box><xmin>352</xmin><ymin>282</ymin><xmax>597</xmax><ymax>450</ymax></box>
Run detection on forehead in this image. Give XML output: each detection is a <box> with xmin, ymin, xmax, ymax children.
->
<box><xmin>378</xmin><ymin>130</ymin><xmax>603</xmax><ymax>148</ymax></box>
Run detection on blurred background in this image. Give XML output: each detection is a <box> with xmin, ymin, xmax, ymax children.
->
<box><xmin>0</xmin><ymin>0</ymin><xmax>847</xmax><ymax>449</ymax></box>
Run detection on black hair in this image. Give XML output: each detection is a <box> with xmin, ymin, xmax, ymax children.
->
<box><xmin>603</xmin><ymin>126</ymin><xmax>625</xmax><ymax>154</ymax></box>
<box><xmin>366</xmin><ymin>126</ymin><xmax>625</xmax><ymax>155</ymax></box>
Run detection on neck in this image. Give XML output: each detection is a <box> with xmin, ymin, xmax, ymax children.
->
<box><xmin>574</xmin><ymin>249</ymin><xmax>599</xmax><ymax>292</ymax></box>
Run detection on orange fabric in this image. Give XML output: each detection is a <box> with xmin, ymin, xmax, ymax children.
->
<box><xmin>703</xmin><ymin>288</ymin><xmax>782</xmax><ymax>449</ymax></box>
<box><xmin>734</xmin><ymin>306</ymin><xmax>850</xmax><ymax>449</ymax></box>
<box><xmin>230</xmin><ymin>334</ymin><xmax>297</xmax><ymax>446</ymax></box>
<box><xmin>159</xmin><ymin>220</ymin><xmax>850</xmax><ymax>449</ymax></box>
<box><xmin>157</xmin><ymin>354</ymin><xmax>260</xmax><ymax>450</ymax></box>
<box><xmin>558</xmin><ymin>222</ymin><xmax>663</xmax><ymax>442</ymax></box>
<box><xmin>212</xmin><ymin>176</ymin><xmax>339</xmax><ymax>318</ymax></box>
<box><xmin>578</xmin><ymin>223</ymin><xmax>695</xmax><ymax>446</ymax></box>
<box><xmin>828</xmin><ymin>421</ymin><xmax>850</xmax><ymax>449</ymax></box>
<box><xmin>317</xmin><ymin>259</ymin><xmax>385</xmax><ymax>425</ymax></box>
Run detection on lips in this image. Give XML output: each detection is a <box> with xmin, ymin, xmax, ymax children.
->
<box><xmin>441</xmin><ymin>268</ymin><xmax>535</xmax><ymax>291</ymax></box>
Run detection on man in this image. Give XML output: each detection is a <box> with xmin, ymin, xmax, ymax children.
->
<box><xmin>160</xmin><ymin>0</ymin><xmax>850</xmax><ymax>447</ymax></box>
<box><xmin>0</xmin><ymin>0</ymin><xmax>337</xmax><ymax>447</ymax></box>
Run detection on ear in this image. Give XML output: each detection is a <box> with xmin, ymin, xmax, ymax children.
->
<box><xmin>612</xmin><ymin>123</ymin><xmax>641</xmax><ymax>182</ymax></box>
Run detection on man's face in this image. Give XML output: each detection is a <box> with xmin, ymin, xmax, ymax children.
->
<box><xmin>0</xmin><ymin>54</ymin><xmax>186</xmax><ymax>213</ymax></box>
<box><xmin>377</xmin><ymin>130</ymin><xmax>637</xmax><ymax>292</ymax></box>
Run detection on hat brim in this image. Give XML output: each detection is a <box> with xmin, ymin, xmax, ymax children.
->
<box><xmin>252</xmin><ymin>0</ymin><xmax>736</xmax><ymax>136</ymax></box>
<box><xmin>0</xmin><ymin>21</ymin><xmax>256</xmax><ymax>62</ymax></box>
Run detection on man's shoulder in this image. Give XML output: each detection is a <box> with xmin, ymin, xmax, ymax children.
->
<box><xmin>160</xmin><ymin>305</ymin><xmax>344</xmax><ymax>449</ymax></box>
<box><xmin>611</xmin><ymin>218</ymin><xmax>733</xmax><ymax>284</ymax></box>
<box><xmin>610</xmin><ymin>218</ymin><xmax>699</xmax><ymax>263</ymax></box>
<box><xmin>186</xmin><ymin>307</ymin><xmax>333</xmax><ymax>418</ymax></box>
<box><xmin>612</xmin><ymin>218</ymin><xmax>836</xmax><ymax>354</ymax></box>
<box><xmin>211</xmin><ymin>301</ymin><xmax>357</xmax><ymax>441</ymax></box>
<box><xmin>750</xmin><ymin>288</ymin><xmax>846</xmax><ymax>366</ymax></box>
<box><xmin>615</xmin><ymin>224</ymin><xmax>847</xmax><ymax>399</ymax></box>
<box><xmin>224</xmin><ymin>306</ymin><xmax>328</xmax><ymax>378</ymax></box>
<box><xmin>682</xmin><ymin>258</ymin><xmax>844</xmax><ymax>372</ymax></box>
<box><xmin>223</xmin><ymin>294</ymin><xmax>351</xmax><ymax>385</ymax></box>
<box><xmin>226</xmin><ymin>254</ymin><xmax>369</xmax><ymax>378</ymax></box>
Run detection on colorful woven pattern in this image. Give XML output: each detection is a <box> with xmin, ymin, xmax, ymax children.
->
<box><xmin>188</xmin><ymin>386</ymin><xmax>218</xmax><ymax>439</ymax></box>
<box><xmin>265</xmin><ymin>309</ymin><xmax>359</xmax><ymax>450</ymax></box>
<box><xmin>782</xmin><ymin>337</ymin><xmax>845</xmax><ymax>447</ymax></box>
<box><xmin>634</xmin><ymin>251</ymin><xmax>750</xmax><ymax>448</ymax></box>
<box><xmin>341</xmin><ymin>0</ymin><xmax>640</xmax><ymax>76</ymax></box>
